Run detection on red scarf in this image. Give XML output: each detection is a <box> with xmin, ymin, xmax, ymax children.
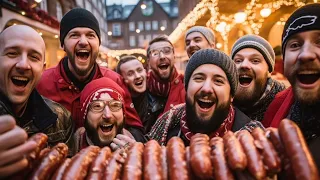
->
<box><xmin>180</xmin><ymin>105</ymin><xmax>235</xmax><ymax>140</ymax></box>
<box><xmin>147</xmin><ymin>67</ymin><xmax>178</xmax><ymax>97</ymax></box>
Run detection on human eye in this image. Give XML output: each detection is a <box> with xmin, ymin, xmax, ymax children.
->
<box><xmin>151</xmin><ymin>50</ymin><xmax>159</xmax><ymax>57</ymax></box>
<box><xmin>186</xmin><ymin>40</ymin><xmax>190</xmax><ymax>46</ymax></box>
<box><xmin>29</xmin><ymin>53</ymin><xmax>41</xmax><ymax>62</ymax></box>
<box><xmin>6</xmin><ymin>50</ymin><xmax>19</xmax><ymax>58</ymax></box>
<box><xmin>251</xmin><ymin>58</ymin><xmax>261</xmax><ymax>64</ymax></box>
<box><xmin>194</xmin><ymin>37</ymin><xmax>202</xmax><ymax>42</ymax></box>
<box><xmin>87</xmin><ymin>33</ymin><xmax>96</xmax><ymax>38</ymax></box>
<box><xmin>90</xmin><ymin>101</ymin><xmax>104</xmax><ymax>111</ymax></box>
<box><xmin>137</xmin><ymin>68</ymin><xmax>143</xmax><ymax>72</ymax></box>
<box><xmin>193</xmin><ymin>75</ymin><xmax>204</xmax><ymax>81</ymax></box>
<box><xmin>234</xmin><ymin>58</ymin><xmax>243</xmax><ymax>64</ymax></box>
<box><xmin>109</xmin><ymin>101</ymin><xmax>122</xmax><ymax>111</ymax></box>
<box><xmin>127</xmin><ymin>71</ymin><xmax>133</xmax><ymax>76</ymax></box>
<box><xmin>163</xmin><ymin>47</ymin><xmax>172</xmax><ymax>54</ymax></box>
<box><xmin>287</xmin><ymin>40</ymin><xmax>301</xmax><ymax>49</ymax></box>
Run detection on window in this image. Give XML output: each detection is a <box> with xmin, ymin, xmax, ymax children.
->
<box><xmin>129</xmin><ymin>36</ymin><xmax>136</xmax><ymax>47</ymax></box>
<box><xmin>56</xmin><ymin>1</ymin><xmax>63</xmax><ymax>21</ymax></box>
<box><xmin>113</xmin><ymin>10</ymin><xmax>121</xmax><ymax>19</ymax></box>
<box><xmin>40</xmin><ymin>0</ymin><xmax>47</xmax><ymax>12</ymax></box>
<box><xmin>138</xmin><ymin>35</ymin><xmax>144</xmax><ymax>46</ymax></box>
<box><xmin>146</xmin><ymin>34</ymin><xmax>152</xmax><ymax>42</ymax></box>
<box><xmin>138</xmin><ymin>21</ymin><xmax>144</xmax><ymax>31</ymax></box>
<box><xmin>145</xmin><ymin>21</ymin><xmax>151</xmax><ymax>31</ymax></box>
<box><xmin>161</xmin><ymin>20</ymin><xmax>167</xmax><ymax>29</ymax></box>
<box><xmin>112</xmin><ymin>23</ymin><xmax>121</xmax><ymax>36</ymax></box>
<box><xmin>152</xmin><ymin>21</ymin><xmax>158</xmax><ymax>30</ymax></box>
<box><xmin>129</xmin><ymin>22</ymin><xmax>135</xmax><ymax>31</ymax></box>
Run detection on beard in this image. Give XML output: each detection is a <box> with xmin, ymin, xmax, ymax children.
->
<box><xmin>185</xmin><ymin>96</ymin><xmax>231</xmax><ymax>134</ymax></box>
<box><xmin>84</xmin><ymin>118</ymin><xmax>124</xmax><ymax>147</ymax></box>
<box><xmin>65</xmin><ymin>49</ymin><xmax>98</xmax><ymax>76</ymax></box>
<box><xmin>286</xmin><ymin>63</ymin><xmax>320</xmax><ymax>105</ymax></box>
<box><xmin>234</xmin><ymin>69</ymin><xmax>268</xmax><ymax>107</ymax></box>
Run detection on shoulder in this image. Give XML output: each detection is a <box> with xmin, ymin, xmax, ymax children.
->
<box><xmin>43</xmin><ymin>96</ymin><xmax>73</xmax><ymax>130</ymax></box>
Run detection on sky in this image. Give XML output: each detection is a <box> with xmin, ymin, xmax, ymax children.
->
<box><xmin>107</xmin><ymin>0</ymin><xmax>170</xmax><ymax>5</ymax></box>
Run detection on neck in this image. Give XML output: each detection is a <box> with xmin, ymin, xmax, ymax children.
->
<box><xmin>67</xmin><ymin>60</ymin><xmax>94</xmax><ymax>82</ymax></box>
<box><xmin>13</xmin><ymin>102</ymin><xmax>28</xmax><ymax>117</ymax></box>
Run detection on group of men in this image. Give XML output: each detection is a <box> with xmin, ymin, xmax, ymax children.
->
<box><xmin>0</xmin><ymin>3</ymin><xmax>320</xmax><ymax>177</ymax></box>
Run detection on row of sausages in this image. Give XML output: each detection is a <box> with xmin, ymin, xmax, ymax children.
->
<box><xmin>10</xmin><ymin>119</ymin><xmax>319</xmax><ymax>180</ymax></box>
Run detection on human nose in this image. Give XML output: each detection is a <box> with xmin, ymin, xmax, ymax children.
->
<box><xmin>239</xmin><ymin>59</ymin><xmax>250</xmax><ymax>70</ymax></box>
<box><xmin>298</xmin><ymin>43</ymin><xmax>317</xmax><ymax>63</ymax></box>
<box><xmin>78</xmin><ymin>35</ymin><xmax>89</xmax><ymax>46</ymax></box>
<box><xmin>134</xmin><ymin>71</ymin><xmax>142</xmax><ymax>78</ymax></box>
<box><xmin>15</xmin><ymin>53</ymin><xmax>31</xmax><ymax>70</ymax></box>
<box><xmin>201</xmin><ymin>79</ymin><xmax>213</xmax><ymax>93</ymax></box>
<box><xmin>102</xmin><ymin>105</ymin><xmax>112</xmax><ymax>119</ymax></box>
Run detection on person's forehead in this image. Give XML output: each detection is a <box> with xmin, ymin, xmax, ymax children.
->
<box><xmin>186</xmin><ymin>32</ymin><xmax>205</xmax><ymax>40</ymax></box>
<box><xmin>2</xmin><ymin>28</ymin><xmax>45</xmax><ymax>54</ymax></box>
<box><xmin>193</xmin><ymin>64</ymin><xmax>227</xmax><ymax>78</ymax></box>
<box><xmin>68</xmin><ymin>27</ymin><xmax>96</xmax><ymax>34</ymax></box>
<box><xmin>121</xmin><ymin>59</ymin><xmax>143</xmax><ymax>70</ymax></box>
<box><xmin>150</xmin><ymin>41</ymin><xmax>172</xmax><ymax>49</ymax></box>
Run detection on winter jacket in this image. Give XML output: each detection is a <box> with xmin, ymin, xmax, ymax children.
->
<box><xmin>36</xmin><ymin>58</ymin><xmax>143</xmax><ymax>132</ymax></box>
<box><xmin>0</xmin><ymin>90</ymin><xmax>75</xmax><ymax>155</ymax></box>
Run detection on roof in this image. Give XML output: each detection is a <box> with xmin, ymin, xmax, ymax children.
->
<box><xmin>107</xmin><ymin>0</ymin><xmax>178</xmax><ymax>20</ymax></box>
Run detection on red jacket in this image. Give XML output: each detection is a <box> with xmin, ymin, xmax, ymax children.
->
<box><xmin>262</xmin><ymin>87</ymin><xmax>294</xmax><ymax>128</ymax></box>
<box><xmin>37</xmin><ymin>58</ymin><xmax>143</xmax><ymax>129</ymax></box>
<box><xmin>163</xmin><ymin>73</ymin><xmax>186</xmax><ymax>114</ymax></box>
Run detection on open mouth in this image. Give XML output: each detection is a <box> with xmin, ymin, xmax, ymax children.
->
<box><xmin>158</xmin><ymin>64</ymin><xmax>169</xmax><ymax>70</ymax></box>
<box><xmin>76</xmin><ymin>49</ymin><xmax>90</xmax><ymax>60</ymax></box>
<box><xmin>100</xmin><ymin>124</ymin><xmax>114</xmax><ymax>133</ymax></box>
<box><xmin>297</xmin><ymin>73</ymin><xmax>320</xmax><ymax>85</ymax></box>
<box><xmin>134</xmin><ymin>80</ymin><xmax>143</xmax><ymax>86</ymax></box>
<box><xmin>196</xmin><ymin>99</ymin><xmax>215</xmax><ymax>109</ymax></box>
<box><xmin>11</xmin><ymin>76</ymin><xmax>29</xmax><ymax>87</ymax></box>
<box><xmin>239</xmin><ymin>75</ymin><xmax>253</xmax><ymax>86</ymax></box>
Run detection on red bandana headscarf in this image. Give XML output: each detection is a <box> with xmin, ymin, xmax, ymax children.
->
<box><xmin>80</xmin><ymin>77</ymin><xmax>126</xmax><ymax>123</ymax></box>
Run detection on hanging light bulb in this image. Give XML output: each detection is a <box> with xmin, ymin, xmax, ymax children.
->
<box><xmin>234</xmin><ymin>12</ymin><xmax>247</xmax><ymax>23</ymax></box>
<box><xmin>260</xmin><ymin>8</ymin><xmax>271</xmax><ymax>18</ymax></box>
<box><xmin>216</xmin><ymin>22</ymin><xmax>227</xmax><ymax>32</ymax></box>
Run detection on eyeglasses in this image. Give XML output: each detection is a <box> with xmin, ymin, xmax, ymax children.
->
<box><xmin>89</xmin><ymin>100</ymin><xmax>123</xmax><ymax>113</ymax></box>
<box><xmin>149</xmin><ymin>47</ymin><xmax>173</xmax><ymax>58</ymax></box>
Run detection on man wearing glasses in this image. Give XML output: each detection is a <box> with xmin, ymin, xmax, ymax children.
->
<box><xmin>74</xmin><ymin>77</ymin><xmax>136</xmax><ymax>152</ymax></box>
<box><xmin>144</xmin><ymin>35</ymin><xmax>186</xmax><ymax>133</ymax></box>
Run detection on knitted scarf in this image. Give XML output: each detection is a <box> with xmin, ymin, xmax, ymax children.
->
<box><xmin>147</xmin><ymin>67</ymin><xmax>178</xmax><ymax>97</ymax></box>
<box><xmin>288</xmin><ymin>100</ymin><xmax>320</xmax><ymax>143</ymax></box>
<box><xmin>180</xmin><ymin>105</ymin><xmax>235</xmax><ymax>141</ymax></box>
<box><xmin>238</xmin><ymin>78</ymin><xmax>285</xmax><ymax>121</ymax></box>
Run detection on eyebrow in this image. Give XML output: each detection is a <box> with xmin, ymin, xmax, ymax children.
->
<box><xmin>3</xmin><ymin>46</ymin><xmax>43</xmax><ymax>58</ymax></box>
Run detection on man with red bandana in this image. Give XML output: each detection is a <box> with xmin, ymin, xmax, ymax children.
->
<box><xmin>36</xmin><ymin>8</ymin><xmax>144</xmax><ymax>141</ymax></box>
<box><xmin>74</xmin><ymin>77</ymin><xmax>136</xmax><ymax>152</ymax></box>
<box><xmin>262</xmin><ymin>3</ymin><xmax>320</xmax><ymax>170</ymax></box>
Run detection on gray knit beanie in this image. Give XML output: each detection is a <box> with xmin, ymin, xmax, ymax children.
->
<box><xmin>230</xmin><ymin>35</ymin><xmax>275</xmax><ymax>72</ymax></box>
<box><xmin>185</xmin><ymin>26</ymin><xmax>215</xmax><ymax>45</ymax></box>
<box><xmin>184</xmin><ymin>49</ymin><xmax>238</xmax><ymax>96</ymax></box>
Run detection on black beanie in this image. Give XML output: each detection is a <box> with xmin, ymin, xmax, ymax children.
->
<box><xmin>184</xmin><ymin>49</ymin><xmax>238</xmax><ymax>96</ymax></box>
<box><xmin>60</xmin><ymin>8</ymin><xmax>101</xmax><ymax>46</ymax></box>
<box><xmin>282</xmin><ymin>3</ymin><xmax>320</xmax><ymax>57</ymax></box>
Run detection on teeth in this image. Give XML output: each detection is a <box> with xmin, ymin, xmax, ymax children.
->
<box><xmin>101</xmin><ymin>124</ymin><xmax>113</xmax><ymax>128</ymax></box>
<box><xmin>12</xmin><ymin>76</ymin><xmax>29</xmax><ymax>81</ymax></box>
<box><xmin>240</xmin><ymin>75</ymin><xmax>250</xmax><ymax>78</ymax></box>
<box><xmin>298</xmin><ymin>71</ymin><xmax>319</xmax><ymax>75</ymax></box>
<box><xmin>199</xmin><ymin>99</ymin><xmax>213</xmax><ymax>103</ymax></box>
<box><xmin>78</xmin><ymin>50</ymin><xmax>89</xmax><ymax>52</ymax></box>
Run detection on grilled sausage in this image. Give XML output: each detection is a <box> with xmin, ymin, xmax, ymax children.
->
<box><xmin>87</xmin><ymin>147</ymin><xmax>112</xmax><ymax>180</ymax></box>
<box><xmin>223</xmin><ymin>131</ymin><xmax>247</xmax><ymax>170</ymax></box>
<box><xmin>122</xmin><ymin>142</ymin><xmax>144</xmax><ymax>180</ymax></box>
<box><xmin>143</xmin><ymin>140</ymin><xmax>163</xmax><ymax>180</ymax></box>
<box><xmin>167</xmin><ymin>137</ymin><xmax>188</xmax><ymax>180</ymax></box>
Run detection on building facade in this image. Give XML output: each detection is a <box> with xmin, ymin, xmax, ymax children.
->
<box><xmin>107</xmin><ymin>0</ymin><xmax>178</xmax><ymax>49</ymax></box>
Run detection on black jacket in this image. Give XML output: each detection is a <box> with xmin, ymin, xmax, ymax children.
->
<box><xmin>0</xmin><ymin>90</ymin><xmax>74</xmax><ymax>155</ymax></box>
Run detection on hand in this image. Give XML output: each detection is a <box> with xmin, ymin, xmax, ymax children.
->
<box><xmin>110</xmin><ymin>134</ymin><xmax>136</xmax><ymax>151</ymax></box>
<box><xmin>0</xmin><ymin>115</ymin><xmax>37</xmax><ymax>178</ymax></box>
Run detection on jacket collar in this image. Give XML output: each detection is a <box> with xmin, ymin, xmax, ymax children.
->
<box><xmin>231</xmin><ymin>107</ymin><xmax>252</xmax><ymax>131</ymax></box>
<box><xmin>0</xmin><ymin>90</ymin><xmax>57</xmax><ymax>131</ymax></box>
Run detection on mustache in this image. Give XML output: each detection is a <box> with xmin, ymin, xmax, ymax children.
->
<box><xmin>188</xmin><ymin>46</ymin><xmax>200</xmax><ymax>52</ymax></box>
<box><xmin>195</xmin><ymin>91</ymin><xmax>217</xmax><ymax>103</ymax></box>
<box><xmin>238</xmin><ymin>69</ymin><xmax>254</xmax><ymax>77</ymax></box>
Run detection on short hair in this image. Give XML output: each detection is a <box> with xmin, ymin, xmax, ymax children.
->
<box><xmin>116</xmin><ymin>55</ymin><xmax>140</xmax><ymax>74</ymax></box>
<box><xmin>146</xmin><ymin>35</ymin><xmax>174</xmax><ymax>58</ymax></box>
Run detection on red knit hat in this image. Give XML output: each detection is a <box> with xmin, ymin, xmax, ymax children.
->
<box><xmin>80</xmin><ymin>77</ymin><xmax>126</xmax><ymax>122</ymax></box>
